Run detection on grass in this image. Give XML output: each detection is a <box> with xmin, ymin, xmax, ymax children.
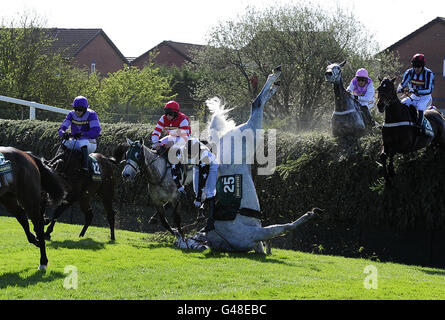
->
<box><xmin>1</xmin><ymin>215</ymin><xmax>444</xmax><ymax>300</ymax></box>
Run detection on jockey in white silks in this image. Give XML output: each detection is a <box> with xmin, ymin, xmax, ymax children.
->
<box><xmin>151</xmin><ymin>100</ymin><xmax>191</xmax><ymax>195</ymax></box>
<box><xmin>174</xmin><ymin>137</ymin><xmax>219</xmax><ymax>232</ymax></box>
<box><xmin>58</xmin><ymin>96</ymin><xmax>101</xmax><ymax>175</ymax></box>
<box><xmin>397</xmin><ymin>53</ymin><xmax>435</xmax><ymax>130</ymax></box>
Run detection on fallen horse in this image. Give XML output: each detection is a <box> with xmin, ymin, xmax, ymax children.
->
<box><xmin>175</xmin><ymin>66</ymin><xmax>321</xmax><ymax>253</ymax></box>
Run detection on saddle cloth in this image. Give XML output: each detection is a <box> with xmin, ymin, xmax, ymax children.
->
<box><xmin>88</xmin><ymin>155</ymin><xmax>102</xmax><ymax>182</ymax></box>
<box><xmin>422</xmin><ymin>118</ymin><xmax>434</xmax><ymax>138</ymax></box>
<box><xmin>0</xmin><ymin>153</ymin><xmax>13</xmax><ymax>188</ymax></box>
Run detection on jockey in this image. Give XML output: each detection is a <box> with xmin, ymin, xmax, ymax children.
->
<box><xmin>347</xmin><ymin>68</ymin><xmax>375</xmax><ymax>125</ymax></box>
<box><xmin>58</xmin><ymin>96</ymin><xmax>101</xmax><ymax>175</ymax></box>
<box><xmin>397</xmin><ymin>53</ymin><xmax>435</xmax><ymax>130</ymax></box>
<box><xmin>151</xmin><ymin>100</ymin><xmax>191</xmax><ymax>195</ymax></box>
<box><xmin>175</xmin><ymin>137</ymin><xmax>219</xmax><ymax>232</ymax></box>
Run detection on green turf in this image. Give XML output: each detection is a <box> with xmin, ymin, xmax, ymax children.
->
<box><xmin>1</xmin><ymin>216</ymin><xmax>444</xmax><ymax>300</ymax></box>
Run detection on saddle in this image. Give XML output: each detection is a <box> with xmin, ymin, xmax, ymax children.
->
<box><xmin>51</xmin><ymin>147</ymin><xmax>101</xmax><ymax>180</ymax></box>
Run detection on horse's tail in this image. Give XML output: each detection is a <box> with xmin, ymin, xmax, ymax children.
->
<box><xmin>206</xmin><ymin>97</ymin><xmax>236</xmax><ymax>144</ymax></box>
<box><xmin>28</xmin><ymin>153</ymin><xmax>65</xmax><ymax>206</ymax></box>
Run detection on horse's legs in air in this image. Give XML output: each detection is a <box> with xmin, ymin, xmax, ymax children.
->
<box><xmin>99</xmin><ymin>191</ymin><xmax>116</xmax><ymax>241</ymax></box>
<box><xmin>379</xmin><ymin>148</ymin><xmax>390</xmax><ymax>183</ymax></box>
<box><xmin>155</xmin><ymin>205</ymin><xmax>177</xmax><ymax>237</ymax></box>
<box><xmin>2</xmin><ymin>196</ymin><xmax>38</xmax><ymax>246</ymax></box>
<box><xmin>44</xmin><ymin>201</ymin><xmax>74</xmax><ymax>240</ymax></box>
<box><xmin>388</xmin><ymin>153</ymin><xmax>395</xmax><ymax>177</ymax></box>
<box><xmin>78</xmin><ymin>197</ymin><xmax>93</xmax><ymax>238</ymax></box>
<box><xmin>251</xmin><ymin>210</ymin><xmax>319</xmax><ymax>243</ymax></box>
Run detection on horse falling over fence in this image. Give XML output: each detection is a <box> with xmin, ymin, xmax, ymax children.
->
<box><xmin>176</xmin><ymin>66</ymin><xmax>322</xmax><ymax>253</ymax></box>
<box><xmin>325</xmin><ymin>61</ymin><xmax>374</xmax><ymax>138</ymax></box>
<box><xmin>376</xmin><ymin>77</ymin><xmax>445</xmax><ymax>184</ymax></box>
<box><xmin>0</xmin><ymin>147</ymin><xmax>64</xmax><ymax>270</ymax></box>
<box><xmin>113</xmin><ymin>139</ymin><xmax>193</xmax><ymax>238</ymax></box>
<box><xmin>43</xmin><ymin>141</ymin><xmax>118</xmax><ymax>241</ymax></box>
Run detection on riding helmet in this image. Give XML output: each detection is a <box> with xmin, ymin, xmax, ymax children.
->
<box><xmin>411</xmin><ymin>53</ymin><xmax>425</xmax><ymax>67</ymax></box>
<box><xmin>72</xmin><ymin>96</ymin><xmax>89</xmax><ymax>110</ymax></box>
<box><xmin>164</xmin><ymin>100</ymin><xmax>180</xmax><ymax>112</ymax></box>
<box><xmin>355</xmin><ymin>68</ymin><xmax>369</xmax><ymax>79</ymax></box>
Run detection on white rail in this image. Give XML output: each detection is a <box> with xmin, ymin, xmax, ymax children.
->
<box><xmin>0</xmin><ymin>95</ymin><xmax>69</xmax><ymax>120</ymax></box>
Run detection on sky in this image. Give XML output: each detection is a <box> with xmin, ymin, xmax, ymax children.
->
<box><xmin>1</xmin><ymin>0</ymin><xmax>445</xmax><ymax>58</ymax></box>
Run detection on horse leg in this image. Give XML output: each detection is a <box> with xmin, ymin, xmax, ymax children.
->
<box><xmin>379</xmin><ymin>150</ymin><xmax>390</xmax><ymax>182</ymax></box>
<box><xmin>30</xmin><ymin>214</ymin><xmax>48</xmax><ymax>270</ymax></box>
<box><xmin>388</xmin><ymin>153</ymin><xmax>395</xmax><ymax>177</ymax></box>
<box><xmin>2</xmin><ymin>196</ymin><xmax>38</xmax><ymax>246</ymax></box>
<box><xmin>155</xmin><ymin>205</ymin><xmax>177</xmax><ymax>237</ymax></box>
<box><xmin>100</xmin><ymin>195</ymin><xmax>116</xmax><ymax>241</ymax></box>
<box><xmin>251</xmin><ymin>210</ymin><xmax>319</xmax><ymax>243</ymax></box>
<box><xmin>172</xmin><ymin>201</ymin><xmax>185</xmax><ymax>239</ymax></box>
<box><xmin>45</xmin><ymin>201</ymin><xmax>73</xmax><ymax>240</ymax></box>
<box><xmin>78</xmin><ymin>198</ymin><xmax>93</xmax><ymax>238</ymax></box>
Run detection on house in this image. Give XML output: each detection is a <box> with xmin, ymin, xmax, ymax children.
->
<box><xmin>130</xmin><ymin>40</ymin><xmax>205</xmax><ymax>69</ymax></box>
<box><xmin>47</xmin><ymin>28</ymin><xmax>128</xmax><ymax>75</ymax></box>
<box><xmin>383</xmin><ymin>17</ymin><xmax>445</xmax><ymax>110</ymax></box>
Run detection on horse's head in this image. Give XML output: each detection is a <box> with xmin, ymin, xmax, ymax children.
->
<box><xmin>325</xmin><ymin>60</ymin><xmax>346</xmax><ymax>84</ymax></box>
<box><xmin>121</xmin><ymin>138</ymin><xmax>146</xmax><ymax>181</ymax></box>
<box><xmin>376</xmin><ymin>76</ymin><xmax>397</xmax><ymax>113</ymax></box>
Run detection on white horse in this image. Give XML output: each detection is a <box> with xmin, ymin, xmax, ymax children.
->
<box><xmin>175</xmin><ymin>66</ymin><xmax>322</xmax><ymax>253</ymax></box>
<box><xmin>325</xmin><ymin>61</ymin><xmax>368</xmax><ymax>137</ymax></box>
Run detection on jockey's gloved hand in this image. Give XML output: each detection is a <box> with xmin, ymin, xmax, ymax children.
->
<box><xmin>193</xmin><ymin>200</ymin><xmax>201</xmax><ymax>208</ymax></box>
<box><xmin>62</xmin><ymin>132</ymin><xmax>70</xmax><ymax>140</ymax></box>
<box><xmin>72</xmin><ymin>132</ymin><xmax>82</xmax><ymax>139</ymax></box>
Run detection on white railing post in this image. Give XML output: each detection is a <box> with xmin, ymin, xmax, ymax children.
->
<box><xmin>29</xmin><ymin>106</ymin><xmax>36</xmax><ymax>120</ymax></box>
<box><xmin>0</xmin><ymin>95</ymin><xmax>69</xmax><ymax>119</ymax></box>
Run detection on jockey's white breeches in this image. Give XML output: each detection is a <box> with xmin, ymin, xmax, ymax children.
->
<box><xmin>63</xmin><ymin>138</ymin><xmax>97</xmax><ymax>154</ymax></box>
<box><xmin>159</xmin><ymin>135</ymin><xmax>187</xmax><ymax>147</ymax></box>
<box><xmin>193</xmin><ymin>162</ymin><xmax>219</xmax><ymax>200</ymax></box>
<box><xmin>401</xmin><ymin>94</ymin><xmax>432</xmax><ymax>112</ymax></box>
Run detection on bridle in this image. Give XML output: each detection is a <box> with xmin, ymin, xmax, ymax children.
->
<box><xmin>125</xmin><ymin>142</ymin><xmax>169</xmax><ymax>184</ymax></box>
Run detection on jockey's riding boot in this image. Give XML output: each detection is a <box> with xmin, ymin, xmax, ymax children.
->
<box><xmin>200</xmin><ymin>197</ymin><xmax>215</xmax><ymax>233</ymax></box>
<box><xmin>417</xmin><ymin>110</ymin><xmax>425</xmax><ymax>134</ymax></box>
<box><xmin>80</xmin><ymin>146</ymin><xmax>89</xmax><ymax>176</ymax></box>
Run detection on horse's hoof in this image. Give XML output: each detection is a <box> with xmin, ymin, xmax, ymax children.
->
<box><xmin>38</xmin><ymin>265</ymin><xmax>47</xmax><ymax>271</ymax></box>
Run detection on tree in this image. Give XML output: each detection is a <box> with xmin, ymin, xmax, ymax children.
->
<box><xmin>192</xmin><ymin>4</ymin><xmax>400</xmax><ymax>130</ymax></box>
<box><xmin>94</xmin><ymin>62</ymin><xmax>174</xmax><ymax>123</ymax></box>
<box><xmin>0</xmin><ymin>12</ymin><xmax>98</xmax><ymax>121</ymax></box>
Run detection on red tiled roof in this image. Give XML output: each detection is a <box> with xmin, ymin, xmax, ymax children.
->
<box><xmin>45</xmin><ymin>28</ymin><xmax>128</xmax><ymax>63</ymax></box>
<box><xmin>131</xmin><ymin>40</ymin><xmax>205</xmax><ymax>65</ymax></box>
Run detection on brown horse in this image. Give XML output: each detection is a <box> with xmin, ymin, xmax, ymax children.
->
<box><xmin>376</xmin><ymin>77</ymin><xmax>445</xmax><ymax>183</ymax></box>
<box><xmin>0</xmin><ymin>147</ymin><xmax>64</xmax><ymax>270</ymax></box>
<box><xmin>43</xmin><ymin>142</ymin><xmax>117</xmax><ymax>241</ymax></box>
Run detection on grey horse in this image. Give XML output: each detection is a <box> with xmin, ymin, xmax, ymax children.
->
<box><xmin>114</xmin><ymin>138</ymin><xmax>193</xmax><ymax>238</ymax></box>
<box><xmin>325</xmin><ymin>61</ymin><xmax>369</xmax><ymax>137</ymax></box>
<box><xmin>176</xmin><ymin>66</ymin><xmax>322</xmax><ymax>253</ymax></box>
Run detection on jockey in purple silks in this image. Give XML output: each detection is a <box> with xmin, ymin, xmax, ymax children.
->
<box><xmin>58</xmin><ymin>96</ymin><xmax>101</xmax><ymax>174</ymax></box>
<box><xmin>347</xmin><ymin>68</ymin><xmax>375</xmax><ymax>126</ymax></box>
